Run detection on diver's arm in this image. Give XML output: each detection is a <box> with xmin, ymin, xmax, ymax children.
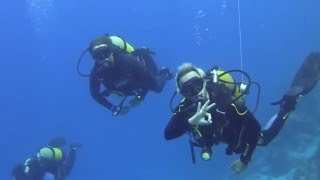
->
<box><xmin>242</xmin><ymin>110</ymin><xmax>261</xmax><ymax>165</ymax></box>
<box><xmin>89</xmin><ymin>67</ymin><xmax>113</xmax><ymax>110</ymax></box>
<box><xmin>230</xmin><ymin>103</ymin><xmax>261</xmax><ymax>165</ymax></box>
<box><xmin>240</xmin><ymin>142</ymin><xmax>257</xmax><ymax>165</ymax></box>
<box><xmin>164</xmin><ymin>114</ymin><xmax>189</xmax><ymax>140</ymax></box>
<box><xmin>164</xmin><ymin>104</ymin><xmax>191</xmax><ymax>140</ymax></box>
<box><xmin>164</xmin><ymin>99</ymin><xmax>208</xmax><ymax>140</ymax></box>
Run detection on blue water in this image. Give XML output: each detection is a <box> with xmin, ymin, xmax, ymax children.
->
<box><xmin>1</xmin><ymin>0</ymin><xmax>320</xmax><ymax>179</ymax></box>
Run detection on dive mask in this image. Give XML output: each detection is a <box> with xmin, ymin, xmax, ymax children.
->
<box><xmin>92</xmin><ymin>45</ymin><xmax>112</xmax><ymax>60</ymax></box>
<box><xmin>180</xmin><ymin>77</ymin><xmax>205</xmax><ymax>97</ymax></box>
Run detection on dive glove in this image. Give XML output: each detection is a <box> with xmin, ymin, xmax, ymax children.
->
<box><xmin>188</xmin><ymin>100</ymin><xmax>215</xmax><ymax>126</ymax></box>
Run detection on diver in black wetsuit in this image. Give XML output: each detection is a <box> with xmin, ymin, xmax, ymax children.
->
<box><xmin>87</xmin><ymin>35</ymin><xmax>173</xmax><ymax>116</ymax></box>
<box><xmin>12</xmin><ymin>137</ymin><xmax>82</xmax><ymax>180</ymax></box>
<box><xmin>164</xmin><ymin>52</ymin><xmax>320</xmax><ymax>174</ymax></box>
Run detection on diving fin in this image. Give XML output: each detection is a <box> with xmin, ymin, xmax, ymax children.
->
<box><xmin>271</xmin><ymin>52</ymin><xmax>320</xmax><ymax>110</ymax></box>
<box><xmin>290</xmin><ymin>52</ymin><xmax>320</xmax><ymax>96</ymax></box>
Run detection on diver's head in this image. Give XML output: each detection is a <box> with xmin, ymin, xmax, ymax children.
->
<box><xmin>48</xmin><ymin>137</ymin><xmax>66</xmax><ymax>148</ymax></box>
<box><xmin>89</xmin><ymin>35</ymin><xmax>112</xmax><ymax>60</ymax></box>
<box><xmin>37</xmin><ymin>147</ymin><xmax>63</xmax><ymax>163</ymax></box>
<box><xmin>176</xmin><ymin>63</ymin><xmax>207</xmax><ymax>98</ymax></box>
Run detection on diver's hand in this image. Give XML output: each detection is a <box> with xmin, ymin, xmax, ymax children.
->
<box><xmin>188</xmin><ymin>100</ymin><xmax>215</xmax><ymax>126</ymax></box>
<box><xmin>230</xmin><ymin>159</ymin><xmax>248</xmax><ymax>174</ymax></box>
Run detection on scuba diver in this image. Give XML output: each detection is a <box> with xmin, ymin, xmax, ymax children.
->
<box><xmin>12</xmin><ymin>137</ymin><xmax>82</xmax><ymax>180</ymax></box>
<box><xmin>164</xmin><ymin>52</ymin><xmax>320</xmax><ymax>174</ymax></box>
<box><xmin>77</xmin><ymin>34</ymin><xmax>173</xmax><ymax>116</ymax></box>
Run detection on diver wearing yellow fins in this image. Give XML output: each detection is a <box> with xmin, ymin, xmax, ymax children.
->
<box><xmin>77</xmin><ymin>34</ymin><xmax>173</xmax><ymax>116</ymax></box>
<box><xmin>12</xmin><ymin>137</ymin><xmax>82</xmax><ymax>180</ymax></box>
<box><xmin>164</xmin><ymin>52</ymin><xmax>320</xmax><ymax>174</ymax></box>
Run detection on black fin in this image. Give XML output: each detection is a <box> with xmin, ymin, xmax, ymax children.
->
<box><xmin>291</xmin><ymin>52</ymin><xmax>320</xmax><ymax>95</ymax></box>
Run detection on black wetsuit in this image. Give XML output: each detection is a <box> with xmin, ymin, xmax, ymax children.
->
<box><xmin>164</xmin><ymin>79</ymin><xmax>295</xmax><ymax>165</ymax></box>
<box><xmin>165</xmin><ymin>82</ymin><xmax>261</xmax><ymax>164</ymax></box>
<box><xmin>12</xmin><ymin>147</ymin><xmax>77</xmax><ymax>180</ymax></box>
<box><xmin>259</xmin><ymin>92</ymin><xmax>296</xmax><ymax>146</ymax></box>
<box><xmin>90</xmin><ymin>51</ymin><xmax>168</xmax><ymax>111</ymax></box>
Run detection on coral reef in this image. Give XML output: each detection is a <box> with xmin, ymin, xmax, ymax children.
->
<box><xmin>292</xmin><ymin>146</ymin><xmax>320</xmax><ymax>180</ymax></box>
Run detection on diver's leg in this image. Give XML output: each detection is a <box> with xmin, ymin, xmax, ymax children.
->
<box><xmin>140</xmin><ymin>66</ymin><xmax>172</xmax><ymax>93</ymax></box>
<box><xmin>259</xmin><ymin>52</ymin><xmax>320</xmax><ymax>146</ymax></box>
<box><xmin>144</xmin><ymin>55</ymin><xmax>159</xmax><ymax>75</ymax></box>
<box><xmin>258</xmin><ymin>108</ymin><xmax>292</xmax><ymax>146</ymax></box>
<box><xmin>259</xmin><ymin>82</ymin><xmax>305</xmax><ymax>146</ymax></box>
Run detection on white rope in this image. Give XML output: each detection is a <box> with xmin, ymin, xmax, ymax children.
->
<box><xmin>237</xmin><ymin>0</ymin><xmax>244</xmax><ymax>81</ymax></box>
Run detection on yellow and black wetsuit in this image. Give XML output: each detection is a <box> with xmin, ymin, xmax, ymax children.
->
<box><xmin>164</xmin><ymin>82</ymin><xmax>261</xmax><ymax>165</ymax></box>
